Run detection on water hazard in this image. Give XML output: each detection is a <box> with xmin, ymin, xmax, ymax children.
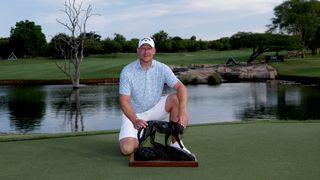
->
<box><xmin>0</xmin><ymin>81</ymin><xmax>319</xmax><ymax>133</ymax></box>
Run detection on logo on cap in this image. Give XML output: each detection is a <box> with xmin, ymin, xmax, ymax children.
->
<box><xmin>138</xmin><ymin>37</ymin><xmax>155</xmax><ymax>48</ymax></box>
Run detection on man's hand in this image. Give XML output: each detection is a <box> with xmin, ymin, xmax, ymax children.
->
<box><xmin>178</xmin><ymin>109</ymin><xmax>189</xmax><ymax>128</ymax></box>
<box><xmin>133</xmin><ymin>118</ymin><xmax>148</xmax><ymax>129</ymax></box>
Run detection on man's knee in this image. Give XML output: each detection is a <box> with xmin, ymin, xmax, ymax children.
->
<box><xmin>166</xmin><ymin>93</ymin><xmax>179</xmax><ymax>109</ymax></box>
<box><xmin>119</xmin><ymin>138</ymin><xmax>138</xmax><ymax>156</ymax></box>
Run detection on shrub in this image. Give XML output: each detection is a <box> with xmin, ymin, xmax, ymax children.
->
<box><xmin>208</xmin><ymin>73</ymin><xmax>222</xmax><ymax>85</ymax></box>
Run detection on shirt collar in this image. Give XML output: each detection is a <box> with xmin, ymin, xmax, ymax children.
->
<box><xmin>136</xmin><ymin>59</ymin><xmax>155</xmax><ymax>70</ymax></box>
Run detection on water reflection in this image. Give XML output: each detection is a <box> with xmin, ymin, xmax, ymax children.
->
<box><xmin>0</xmin><ymin>81</ymin><xmax>319</xmax><ymax>134</ymax></box>
<box><xmin>46</xmin><ymin>85</ymin><xmax>121</xmax><ymax>133</ymax></box>
<box><xmin>277</xmin><ymin>84</ymin><xmax>320</xmax><ymax>119</ymax></box>
<box><xmin>53</xmin><ymin>89</ymin><xmax>84</xmax><ymax>132</ymax></box>
<box><xmin>236</xmin><ymin>82</ymin><xmax>320</xmax><ymax>120</ymax></box>
<box><xmin>8</xmin><ymin>87</ymin><xmax>45</xmax><ymax>133</ymax></box>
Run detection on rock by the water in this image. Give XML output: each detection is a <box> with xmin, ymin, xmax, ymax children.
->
<box><xmin>171</xmin><ymin>63</ymin><xmax>277</xmax><ymax>84</ymax></box>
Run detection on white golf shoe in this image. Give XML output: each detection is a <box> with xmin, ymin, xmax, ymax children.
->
<box><xmin>170</xmin><ymin>140</ymin><xmax>191</xmax><ymax>154</ymax></box>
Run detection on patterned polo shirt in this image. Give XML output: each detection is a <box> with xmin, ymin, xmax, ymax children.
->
<box><xmin>119</xmin><ymin>59</ymin><xmax>179</xmax><ymax>113</ymax></box>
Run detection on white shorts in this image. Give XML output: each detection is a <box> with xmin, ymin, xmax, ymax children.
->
<box><xmin>119</xmin><ymin>95</ymin><xmax>170</xmax><ymax>141</ymax></box>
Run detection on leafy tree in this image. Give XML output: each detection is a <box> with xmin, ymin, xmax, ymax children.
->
<box><xmin>113</xmin><ymin>33</ymin><xmax>126</xmax><ymax>52</ymax></box>
<box><xmin>83</xmin><ymin>32</ymin><xmax>103</xmax><ymax>56</ymax></box>
<box><xmin>152</xmin><ymin>30</ymin><xmax>170</xmax><ymax>52</ymax></box>
<box><xmin>171</xmin><ymin>36</ymin><xmax>186</xmax><ymax>52</ymax></box>
<box><xmin>47</xmin><ymin>33</ymin><xmax>71</xmax><ymax>58</ymax></box>
<box><xmin>209</xmin><ymin>37</ymin><xmax>231</xmax><ymax>50</ymax></box>
<box><xmin>217</xmin><ymin>37</ymin><xmax>231</xmax><ymax>50</ymax></box>
<box><xmin>209</xmin><ymin>40</ymin><xmax>224</xmax><ymax>50</ymax></box>
<box><xmin>268</xmin><ymin>0</ymin><xmax>320</xmax><ymax>56</ymax></box>
<box><xmin>9</xmin><ymin>20</ymin><xmax>47</xmax><ymax>57</ymax></box>
<box><xmin>113</xmin><ymin>33</ymin><xmax>126</xmax><ymax>43</ymax></box>
<box><xmin>186</xmin><ymin>39</ymin><xmax>200</xmax><ymax>52</ymax></box>
<box><xmin>0</xmin><ymin>37</ymin><xmax>10</xmax><ymax>59</ymax></box>
<box><xmin>102</xmin><ymin>37</ymin><xmax>121</xmax><ymax>53</ymax></box>
<box><xmin>230</xmin><ymin>32</ymin><xmax>303</xmax><ymax>63</ymax></box>
<box><xmin>308</xmin><ymin>27</ymin><xmax>320</xmax><ymax>55</ymax></box>
<box><xmin>123</xmin><ymin>38</ymin><xmax>139</xmax><ymax>53</ymax></box>
<box><xmin>199</xmin><ymin>40</ymin><xmax>209</xmax><ymax>50</ymax></box>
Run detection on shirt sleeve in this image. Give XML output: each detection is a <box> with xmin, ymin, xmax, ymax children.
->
<box><xmin>164</xmin><ymin>64</ymin><xmax>179</xmax><ymax>88</ymax></box>
<box><xmin>119</xmin><ymin>69</ymin><xmax>131</xmax><ymax>96</ymax></box>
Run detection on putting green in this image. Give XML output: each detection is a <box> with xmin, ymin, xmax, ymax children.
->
<box><xmin>1</xmin><ymin>121</ymin><xmax>320</xmax><ymax>180</ymax></box>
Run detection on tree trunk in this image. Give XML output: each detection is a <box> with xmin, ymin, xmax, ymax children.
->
<box><xmin>56</xmin><ymin>0</ymin><xmax>96</xmax><ymax>89</ymax></box>
<box><xmin>73</xmin><ymin>63</ymin><xmax>80</xmax><ymax>89</ymax></box>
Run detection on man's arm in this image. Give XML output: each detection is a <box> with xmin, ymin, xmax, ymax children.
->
<box><xmin>174</xmin><ymin>81</ymin><xmax>189</xmax><ymax>127</ymax></box>
<box><xmin>119</xmin><ymin>94</ymin><xmax>148</xmax><ymax>129</ymax></box>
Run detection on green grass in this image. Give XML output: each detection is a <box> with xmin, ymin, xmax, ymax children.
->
<box><xmin>0</xmin><ymin>50</ymin><xmax>252</xmax><ymax>80</ymax></box>
<box><xmin>1</xmin><ymin>121</ymin><xmax>320</xmax><ymax>180</ymax></box>
<box><xmin>0</xmin><ymin>50</ymin><xmax>319</xmax><ymax>80</ymax></box>
<box><xmin>270</xmin><ymin>56</ymin><xmax>320</xmax><ymax>77</ymax></box>
<box><xmin>0</xmin><ymin>56</ymin><xmax>132</xmax><ymax>80</ymax></box>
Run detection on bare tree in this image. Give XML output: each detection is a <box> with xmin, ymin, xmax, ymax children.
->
<box><xmin>56</xmin><ymin>0</ymin><xmax>96</xmax><ymax>89</ymax></box>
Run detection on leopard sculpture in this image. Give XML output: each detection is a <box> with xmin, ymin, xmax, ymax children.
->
<box><xmin>135</xmin><ymin>120</ymin><xmax>195</xmax><ymax>161</ymax></box>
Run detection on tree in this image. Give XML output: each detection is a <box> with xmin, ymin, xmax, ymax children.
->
<box><xmin>83</xmin><ymin>32</ymin><xmax>103</xmax><ymax>56</ymax></box>
<box><xmin>186</xmin><ymin>39</ymin><xmax>200</xmax><ymax>52</ymax></box>
<box><xmin>48</xmin><ymin>33</ymin><xmax>71</xmax><ymax>59</ymax></box>
<box><xmin>171</xmin><ymin>36</ymin><xmax>186</xmax><ymax>52</ymax></box>
<box><xmin>0</xmin><ymin>37</ymin><xmax>10</xmax><ymax>59</ymax></box>
<box><xmin>268</xmin><ymin>0</ymin><xmax>320</xmax><ymax>57</ymax></box>
<box><xmin>210</xmin><ymin>38</ymin><xmax>231</xmax><ymax>51</ymax></box>
<box><xmin>55</xmin><ymin>0</ymin><xmax>97</xmax><ymax>89</ymax></box>
<box><xmin>230</xmin><ymin>32</ymin><xmax>303</xmax><ymax>63</ymax></box>
<box><xmin>123</xmin><ymin>38</ymin><xmax>139</xmax><ymax>53</ymax></box>
<box><xmin>9</xmin><ymin>20</ymin><xmax>47</xmax><ymax>57</ymax></box>
<box><xmin>112</xmin><ymin>33</ymin><xmax>126</xmax><ymax>52</ymax></box>
<box><xmin>102</xmin><ymin>37</ymin><xmax>121</xmax><ymax>53</ymax></box>
<box><xmin>152</xmin><ymin>30</ymin><xmax>170</xmax><ymax>52</ymax></box>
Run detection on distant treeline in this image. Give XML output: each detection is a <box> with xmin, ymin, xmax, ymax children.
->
<box><xmin>0</xmin><ymin>25</ymin><xmax>301</xmax><ymax>60</ymax></box>
<box><xmin>0</xmin><ymin>22</ymin><xmax>233</xmax><ymax>59</ymax></box>
<box><xmin>1</xmin><ymin>0</ymin><xmax>320</xmax><ymax>60</ymax></box>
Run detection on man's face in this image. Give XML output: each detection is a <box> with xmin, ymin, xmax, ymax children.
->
<box><xmin>137</xmin><ymin>44</ymin><xmax>156</xmax><ymax>64</ymax></box>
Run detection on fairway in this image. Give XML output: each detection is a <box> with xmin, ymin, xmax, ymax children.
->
<box><xmin>1</xmin><ymin>121</ymin><xmax>320</xmax><ymax>180</ymax></box>
<box><xmin>1</xmin><ymin>50</ymin><xmax>320</xmax><ymax>81</ymax></box>
<box><xmin>0</xmin><ymin>50</ymin><xmax>251</xmax><ymax>80</ymax></box>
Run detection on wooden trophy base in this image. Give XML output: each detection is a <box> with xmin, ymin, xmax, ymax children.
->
<box><xmin>129</xmin><ymin>153</ymin><xmax>199</xmax><ymax>167</ymax></box>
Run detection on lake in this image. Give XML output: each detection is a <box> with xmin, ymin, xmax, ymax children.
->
<box><xmin>0</xmin><ymin>81</ymin><xmax>319</xmax><ymax>133</ymax></box>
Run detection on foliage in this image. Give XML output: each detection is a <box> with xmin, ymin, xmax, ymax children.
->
<box><xmin>47</xmin><ymin>33</ymin><xmax>71</xmax><ymax>58</ymax></box>
<box><xmin>9</xmin><ymin>20</ymin><xmax>47</xmax><ymax>58</ymax></box>
<box><xmin>209</xmin><ymin>37</ymin><xmax>231</xmax><ymax>50</ymax></box>
<box><xmin>230</xmin><ymin>32</ymin><xmax>303</xmax><ymax>63</ymax></box>
<box><xmin>2</xmin><ymin>4</ymin><xmax>319</xmax><ymax>61</ymax></box>
<box><xmin>83</xmin><ymin>32</ymin><xmax>103</xmax><ymax>56</ymax></box>
<box><xmin>0</xmin><ymin>37</ymin><xmax>10</xmax><ymax>59</ymax></box>
<box><xmin>113</xmin><ymin>33</ymin><xmax>126</xmax><ymax>51</ymax></box>
<box><xmin>268</xmin><ymin>0</ymin><xmax>320</xmax><ymax>56</ymax></box>
<box><xmin>152</xmin><ymin>30</ymin><xmax>170</xmax><ymax>52</ymax></box>
<box><xmin>208</xmin><ymin>72</ymin><xmax>222</xmax><ymax>85</ymax></box>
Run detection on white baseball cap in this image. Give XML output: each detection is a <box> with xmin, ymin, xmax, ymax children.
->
<box><xmin>138</xmin><ymin>37</ymin><xmax>155</xmax><ymax>48</ymax></box>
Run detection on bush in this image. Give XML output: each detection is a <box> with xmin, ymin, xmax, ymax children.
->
<box><xmin>179</xmin><ymin>74</ymin><xmax>198</xmax><ymax>85</ymax></box>
<box><xmin>207</xmin><ymin>73</ymin><xmax>222</xmax><ymax>85</ymax></box>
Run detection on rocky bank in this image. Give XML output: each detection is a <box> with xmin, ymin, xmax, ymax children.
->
<box><xmin>170</xmin><ymin>63</ymin><xmax>277</xmax><ymax>84</ymax></box>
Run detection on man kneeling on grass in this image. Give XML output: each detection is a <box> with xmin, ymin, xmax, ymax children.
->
<box><xmin>118</xmin><ymin>36</ymin><xmax>191</xmax><ymax>155</ymax></box>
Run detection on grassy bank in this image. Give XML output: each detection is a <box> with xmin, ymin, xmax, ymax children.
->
<box><xmin>0</xmin><ymin>50</ymin><xmax>319</xmax><ymax>81</ymax></box>
<box><xmin>0</xmin><ymin>50</ymin><xmax>251</xmax><ymax>80</ymax></box>
<box><xmin>269</xmin><ymin>56</ymin><xmax>320</xmax><ymax>77</ymax></box>
<box><xmin>1</xmin><ymin>121</ymin><xmax>320</xmax><ymax>180</ymax></box>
